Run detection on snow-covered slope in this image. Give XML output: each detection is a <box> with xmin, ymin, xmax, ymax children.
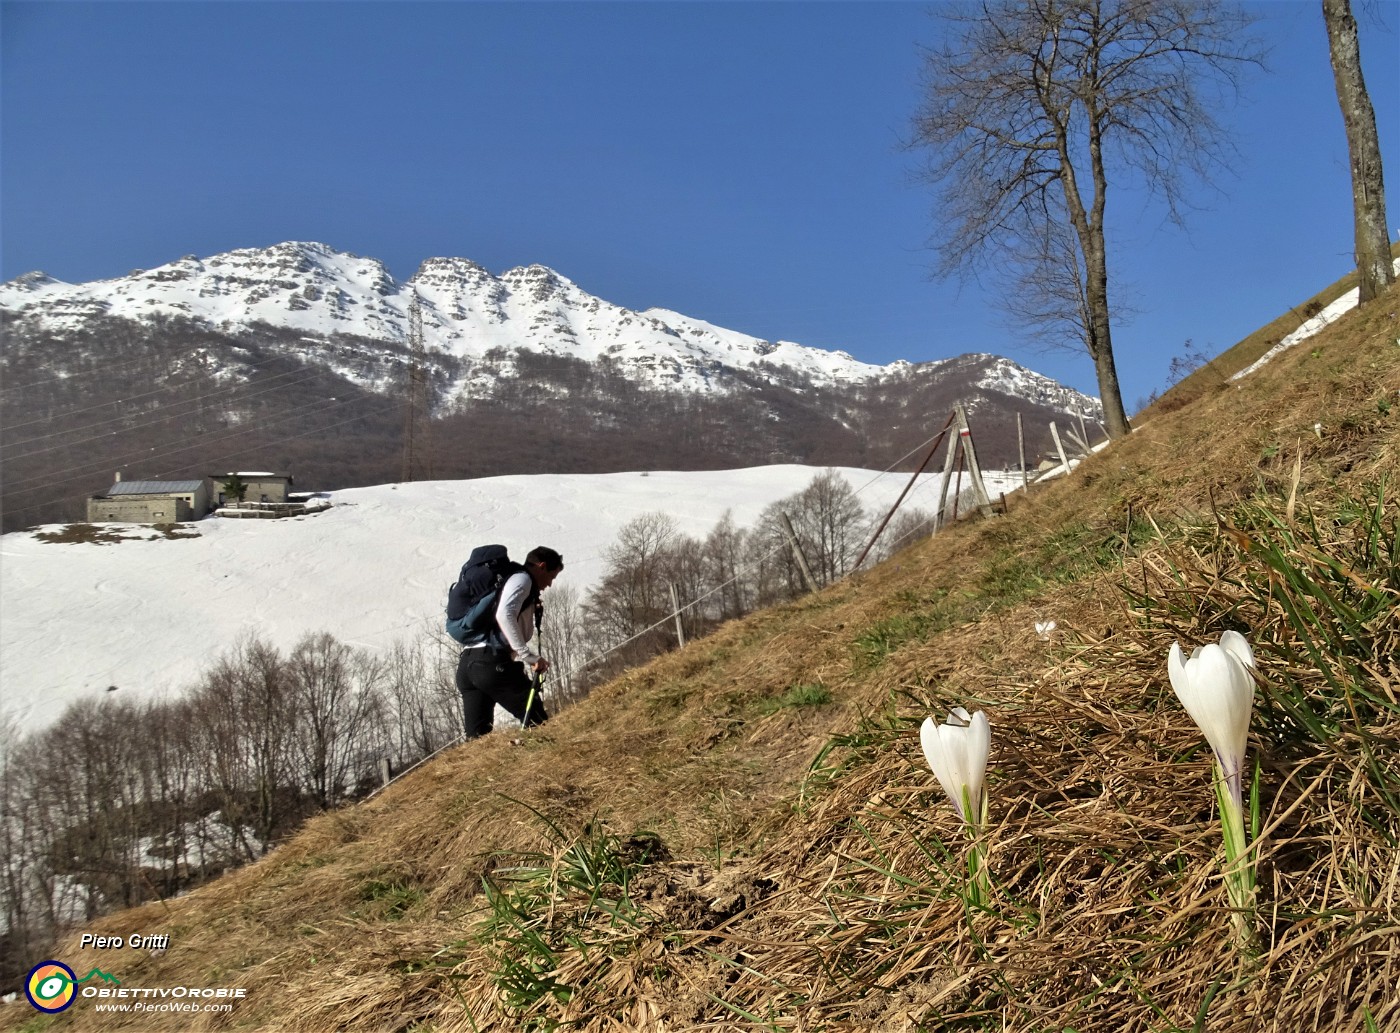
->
<box><xmin>1230</xmin><ymin>257</ymin><xmax>1400</xmax><ymax>381</ymax></box>
<box><xmin>0</xmin><ymin>465</ymin><xmax>1024</xmax><ymax>734</ymax></box>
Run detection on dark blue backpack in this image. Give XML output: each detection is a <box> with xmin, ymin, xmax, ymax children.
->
<box><xmin>445</xmin><ymin>545</ymin><xmax>524</xmax><ymax>645</ymax></box>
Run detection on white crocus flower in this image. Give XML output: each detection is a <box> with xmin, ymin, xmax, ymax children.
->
<box><xmin>920</xmin><ymin>707</ymin><xmax>991</xmax><ymax>824</ymax></box>
<box><xmin>1167</xmin><ymin>630</ymin><xmax>1256</xmax><ymax>806</ymax></box>
<box><xmin>1167</xmin><ymin>630</ymin><xmax>1260</xmax><ymax>948</ymax></box>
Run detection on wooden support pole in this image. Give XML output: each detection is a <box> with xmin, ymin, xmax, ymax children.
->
<box><xmin>952</xmin><ymin>441</ymin><xmax>965</xmax><ymax>521</ymax></box>
<box><xmin>779</xmin><ymin>511</ymin><xmax>820</xmax><ymax>594</ymax></box>
<box><xmin>1017</xmin><ymin>412</ymin><xmax>1028</xmax><ymax>490</ymax></box>
<box><xmin>668</xmin><ymin>582</ymin><xmax>687</xmax><ymax>648</ymax></box>
<box><xmin>1050</xmin><ymin>421</ymin><xmax>1071</xmax><ymax>475</ymax></box>
<box><xmin>379</xmin><ymin>757</ymin><xmax>392</xmax><ymax>788</ymax></box>
<box><xmin>954</xmin><ymin>404</ymin><xmax>995</xmax><ymax>518</ymax></box>
<box><xmin>935</xmin><ymin>419</ymin><xmax>961</xmax><ymax>531</ymax></box>
<box><xmin>851</xmin><ymin>418</ymin><xmax>953</xmax><ymax>570</ymax></box>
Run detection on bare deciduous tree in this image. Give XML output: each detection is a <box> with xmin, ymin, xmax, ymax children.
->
<box><xmin>382</xmin><ymin>635</ymin><xmax>460</xmax><ymax>765</ymax></box>
<box><xmin>191</xmin><ymin>636</ymin><xmax>297</xmax><ymax>859</ymax></box>
<box><xmin>538</xmin><ymin>583</ymin><xmax>591</xmax><ymax>708</ymax></box>
<box><xmin>748</xmin><ymin>470</ymin><xmax>868</xmax><ymax>602</ymax></box>
<box><xmin>286</xmin><ymin>633</ymin><xmax>386</xmax><ymax>808</ymax></box>
<box><xmin>912</xmin><ymin>0</ymin><xmax>1264</xmax><ymax>438</ymax></box>
<box><xmin>0</xmin><ymin>717</ymin><xmax>54</xmax><ymax>986</ymax></box>
<box><xmin>702</xmin><ymin>511</ymin><xmax>751</xmax><ymax>621</ymax></box>
<box><xmin>134</xmin><ymin>697</ymin><xmax>209</xmax><ymax>895</ymax></box>
<box><xmin>0</xmin><ymin>629</ymin><xmax>463</xmax><ymax>983</ymax></box>
<box><xmin>1321</xmin><ymin>0</ymin><xmax>1394</xmax><ymax>302</ymax></box>
<box><xmin>774</xmin><ymin>470</ymin><xmax>866</xmax><ymax>587</ymax></box>
<box><xmin>746</xmin><ymin>505</ymin><xmax>807</xmax><ymax>607</ymax></box>
<box><xmin>587</xmin><ymin>512</ymin><xmax>685</xmax><ymax>664</ymax></box>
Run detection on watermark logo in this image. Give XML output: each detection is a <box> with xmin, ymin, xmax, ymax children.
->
<box><xmin>22</xmin><ymin>959</ymin><xmax>245</xmax><ymax>1015</ymax></box>
<box><xmin>26</xmin><ymin>961</ymin><xmax>77</xmax><ymax>1013</ymax></box>
<box><xmin>24</xmin><ymin>962</ymin><xmax>120</xmax><ymax>1013</ymax></box>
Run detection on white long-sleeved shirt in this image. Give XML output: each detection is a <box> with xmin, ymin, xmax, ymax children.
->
<box><xmin>492</xmin><ymin>570</ymin><xmax>541</xmax><ymax>667</ymax></box>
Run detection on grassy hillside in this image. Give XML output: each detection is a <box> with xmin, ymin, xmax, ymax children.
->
<box><xmin>9</xmin><ymin>278</ymin><xmax>1398</xmax><ymax>1032</ymax></box>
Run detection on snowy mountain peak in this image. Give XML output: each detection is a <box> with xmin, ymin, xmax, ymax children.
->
<box><xmin>0</xmin><ymin>241</ymin><xmax>901</xmax><ymax>394</ymax></box>
<box><xmin>6</xmin><ymin>270</ymin><xmax>59</xmax><ymax>292</ymax></box>
<box><xmin>0</xmin><ymin>241</ymin><xmax>1100</xmax><ymax>416</ymax></box>
<box><xmin>411</xmin><ymin>256</ymin><xmax>494</xmax><ymax>283</ymax></box>
<box><xmin>500</xmin><ymin>262</ymin><xmax>571</xmax><ymax>284</ymax></box>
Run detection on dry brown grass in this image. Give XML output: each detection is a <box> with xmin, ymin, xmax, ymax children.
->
<box><xmin>9</xmin><ymin>281</ymin><xmax>1398</xmax><ymax>1032</ymax></box>
<box><xmin>31</xmin><ymin>522</ymin><xmax>201</xmax><ymax>544</ymax></box>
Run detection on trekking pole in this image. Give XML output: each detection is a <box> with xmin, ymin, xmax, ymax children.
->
<box><xmin>525</xmin><ymin>606</ymin><xmax>545</xmax><ymax>725</ymax></box>
<box><xmin>524</xmin><ymin>669</ymin><xmax>542</xmax><ymax>729</ymax></box>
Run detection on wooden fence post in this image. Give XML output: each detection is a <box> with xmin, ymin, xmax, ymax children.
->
<box><xmin>952</xmin><ymin>441</ymin><xmax>965</xmax><ymax>521</ymax></box>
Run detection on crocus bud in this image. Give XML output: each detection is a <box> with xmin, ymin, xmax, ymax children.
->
<box><xmin>1168</xmin><ymin>631</ymin><xmax>1256</xmax><ymax>805</ymax></box>
<box><xmin>920</xmin><ymin>707</ymin><xmax>991</xmax><ymax>824</ymax></box>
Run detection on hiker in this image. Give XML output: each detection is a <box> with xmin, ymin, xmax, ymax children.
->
<box><xmin>455</xmin><ymin>545</ymin><xmax>564</xmax><ymax>739</ymax></box>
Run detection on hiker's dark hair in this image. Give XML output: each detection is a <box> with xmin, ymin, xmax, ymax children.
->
<box><xmin>526</xmin><ymin>546</ymin><xmax>564</xmax><ymax>572</ymax></box>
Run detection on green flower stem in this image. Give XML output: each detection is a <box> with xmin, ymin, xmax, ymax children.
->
<box><xmin>1215</xmin><ymin>763</ymin><xmax>1259</xmax><ymax>952</ymax></box>
<box><xmin>961</xmin><ymin>785</ymin><xmax>990</xmax><ymax>910</ymax></box>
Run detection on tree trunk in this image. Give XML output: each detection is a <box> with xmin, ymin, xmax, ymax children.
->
<box><xmin>1082</xmin><ymin>240</ymin><xmax>1131</xmax><ymax>440</ymax></box>
<box><xmin>1058</xmin><ymin>98</ymin><xmax>1132</xmax><ymax>440</ymax></box>
<box><xmin>1321</xmin><ymin>0</ymin><xmax>1394</xmax><ymax>303</ymax></box>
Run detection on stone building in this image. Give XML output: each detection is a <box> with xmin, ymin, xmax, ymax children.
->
<box><xmin>87</xmin><ymin>476</ymin><xmax>211</xmax><ymax>523</ymax></box>
<box><xmin>211</xmin><ymin>472</ymin><xmax>294</xmax><ymax>507</ymax></box>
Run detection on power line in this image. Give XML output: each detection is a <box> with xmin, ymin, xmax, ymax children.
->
<box><xmin>0</xmin><ymin>404</ymin><xmax>385</xmax><ymax>521</ymax></box>
<box><xmin>0</xmin><ymin>393</ymin><xmax>368</xmax><ymax>503</ymax></box>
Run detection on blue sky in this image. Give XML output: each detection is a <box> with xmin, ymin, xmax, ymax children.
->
<box><xmin>2</xmin><ymin>1</ymin><xmax>1397</xmax><ymax>409</ymax></box>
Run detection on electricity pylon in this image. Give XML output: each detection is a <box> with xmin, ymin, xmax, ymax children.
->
<box><xmin>400</xmin><ymin>291</ymin><xmax>433</xmax><ymax>482</ymax></box>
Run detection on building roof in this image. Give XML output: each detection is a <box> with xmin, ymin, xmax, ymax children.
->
<box><xmin>106</xmin><ymin>480</ymin><xmax>206</xmax><ymax>496</ymax></box>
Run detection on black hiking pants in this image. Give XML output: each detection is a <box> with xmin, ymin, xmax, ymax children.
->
<box><xmin>456</xmin><ymin>647</ymin><xmax>550</xmax><ymax>740</ymax></box>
